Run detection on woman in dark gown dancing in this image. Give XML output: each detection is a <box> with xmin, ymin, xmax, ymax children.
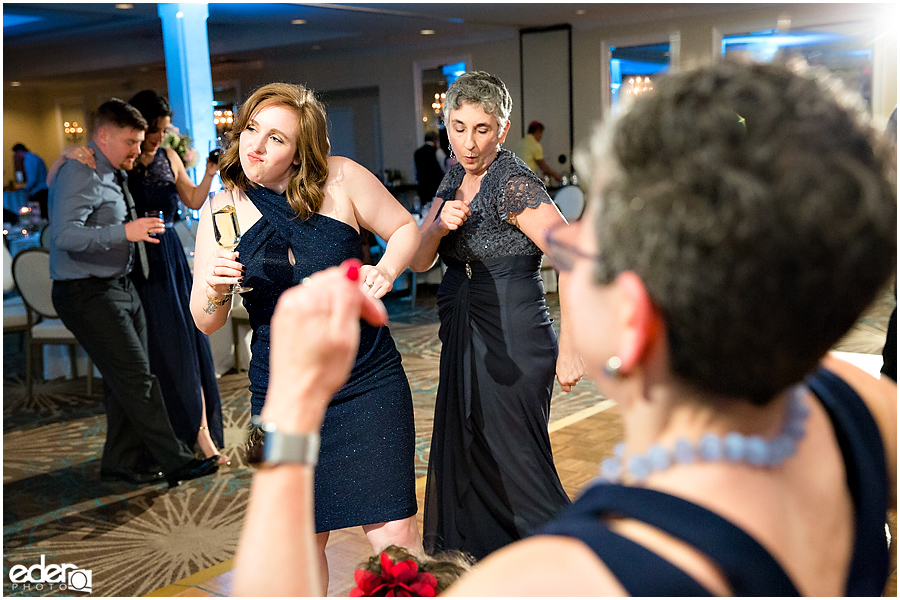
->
<box><xmin>189</xmin><ymin>83</ymin><xmax>421</xmax><ymax>589</ymax></box>
<box><xmin>410</xmin><ymin>71</ymin><xmax>584</xmax><ymax>560</ymax></box>
<box><xmin>46</xmin><ymin>90</ymin><xmax>227</xmax><ymax>464</ymax></box>
<box><xmin>126</xmin><ymin>90</ymin><xmax>227</xmax><ymax>464</ymax></box>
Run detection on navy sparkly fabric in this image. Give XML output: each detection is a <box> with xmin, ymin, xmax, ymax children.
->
<box><xmin>236</xmin><ymin>185</ymin><xmax>417</xmax><ymax>532</ymax></box>
<box><xmin>128</xmin><ymin>149</ymin><xmax>223</xmax><ymax>449</ymax></box>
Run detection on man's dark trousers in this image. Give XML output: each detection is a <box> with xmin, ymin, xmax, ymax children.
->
<box><xmin>52</xmin><ymin>275</ymin><xmax>195</xmax><ymax>474</ymax></box>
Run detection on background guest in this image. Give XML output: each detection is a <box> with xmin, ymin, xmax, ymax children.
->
<box><xmin>233</xmin><ymin>60</ymin><xmax>896</xmax><ymax>596</ymax></box>
<box><xmin>12</xmin><ymin>143</ymin><xmax>49</xmax><ymax>219</ymax></box>
<box><xmin>413</xmin><ymin>129</ymin><xmax>445</xmax><ymax>209</ymax></box>
<box><xmin>409</xmin><ymin>71</ymin><xmax>583</xmax><ymax>560</ymax></box>
<box><xmin>189</xmin><ymin>82</ymin><xmax>421</xmax><ymax>591</ymax></box>
<box><xmin>513</xmin><ymin>121</ymin><xmax>562</xmax><ymax>184</ymax></box>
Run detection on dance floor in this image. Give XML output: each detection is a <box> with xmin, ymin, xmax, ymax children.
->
<box><xmin>2</xmin><ymin>286</ymin><xmax>895</xmax><ymax>597</ymax></box>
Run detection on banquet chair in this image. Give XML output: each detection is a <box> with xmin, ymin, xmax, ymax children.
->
<box><xmin>3</xmin><ymin>243</ymin><xmax>15</xmax><ymax>294</ymax></box>
<box><xmin>39</xmin><ymin>223</ymin><xmax>51</xmax><ymax>249</ymax></box>
<box><xmin>11</xmin><ymin>248</ymin><xmax>93</xmax><ymax>400</ymax></box>
<box><xmin>3</xmin><ymin>244</ymin><xmax>28</xmax><ymax>342</ymax></box>
<box><xmin>553</xmin><ymin>185</ymin><xmax>585</xmax><ymax>222</ymax></box>
<box><xmin>540</xmin><ymin>185</ymin><xmax>586</xmax><ymax>294</ymax></box>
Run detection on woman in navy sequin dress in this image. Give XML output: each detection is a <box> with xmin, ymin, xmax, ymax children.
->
<box><xmin>410</xmin><ymin>72</ymin><xmax>584</xmax><ymax>560</ymax></box>
<box><xmin>189</xmin><ymin>83</ymin><xmax>421</xmax><ymax>587</ymax></box>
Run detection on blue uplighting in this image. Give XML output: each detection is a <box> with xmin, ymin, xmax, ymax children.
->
<box><xmin>442</xmin><ymin>62</ymin><xmax>467</xmax><ymax>86</ymax></box>
<box><xmin>3</xmin><ymin>14</ymin><xmax>42</xmax><ymax>28</ymax></box>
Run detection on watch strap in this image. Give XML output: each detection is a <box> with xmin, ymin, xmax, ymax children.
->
<box><xmin>250</xmin><ymin>416</ymin><xmax>320</xmax><ymax>467</ymax></box>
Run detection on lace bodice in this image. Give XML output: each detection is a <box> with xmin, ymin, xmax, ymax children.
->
<box><xmin>436</xmin><ymin>149</ymin><xmax>552</xmax><ymax>262</ymax></box>
<box><xmin>129</xmin><ymin>148</ymin><xmax>180</xmax><ymax>222</ymax></box>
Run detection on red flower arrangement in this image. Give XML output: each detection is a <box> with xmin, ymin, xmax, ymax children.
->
<box><xmin>350</xmin><ymin>552</ymin><xmax>439</xmax><ymax>597</ymax></box>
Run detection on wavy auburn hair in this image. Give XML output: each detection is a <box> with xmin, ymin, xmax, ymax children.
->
<box><xmin>219</xmin><ymin>82</ymin><xmax>330</xmax><ymax>219</ymax></box>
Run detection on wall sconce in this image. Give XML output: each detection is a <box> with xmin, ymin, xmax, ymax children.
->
<box><xmin>214</xmin><ymin>109</ymin><xmax>234</xmax><ymax>132</ymax></box>
<box><xmin>64</xmin><ymin>121</ymin><xmax>84</xmax><ymax>144</ymax></box>
<box><xmin>623</xmin><ymin>76</ymin><xmax>654</xmax><ymax>96</ymax></box>
<box><xmin>431</xmin><ymin>92</ymin><xmax>446</xmax><ymax>115</ymax></box>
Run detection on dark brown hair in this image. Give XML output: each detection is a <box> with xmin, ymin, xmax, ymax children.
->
<box><xmin>95</xmin><ymin>98</ymin><xmax>147</xmax><ymax>132</ymax></box>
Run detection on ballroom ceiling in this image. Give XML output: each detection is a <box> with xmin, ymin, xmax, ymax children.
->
<box><xmin>3</xmin><ymin>2</ymin><xmax>781</xmax><ymax>87</ymax></box>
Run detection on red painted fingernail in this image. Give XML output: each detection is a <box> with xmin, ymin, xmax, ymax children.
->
<box><xmin>345</xmin><ymin>261</ymin><xmax>360</xmax><ymax>282</ymax></box>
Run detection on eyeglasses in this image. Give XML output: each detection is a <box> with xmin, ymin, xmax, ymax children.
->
<box><xmin>544</xmin><ymin>221</ymin><xmax>602</xmax><ymax>272</ymax></box>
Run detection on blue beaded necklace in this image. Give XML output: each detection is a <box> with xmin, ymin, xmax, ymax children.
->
<box><xmin>599</xmin><ymin>385</ymin><xmax>810</xmax><ymax>484</ymax></box>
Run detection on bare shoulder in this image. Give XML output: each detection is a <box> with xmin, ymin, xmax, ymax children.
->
<box><xmin>444</xmin><ymin>536</ymin><xmax>627</xmax><ymax>597</ymax></box>
<box><xmin>326</xmin><ymin>155</ymin><xmax>361</xmax><ymax>180</ymax></box>
<box><xmin>325</xmin><ymin>156</ymin><xmax>369</xmax><ymax>193</ymax></box>
<box><xmin>326</xmin><ymin>156</ymin><xmax>393</xmax><ymax>208</ymax></box>
<box><xmin>821</xmin><ymin>353</ymin><xmax>896</xmax><ymax>497</ymax></box>
<box><xmin>163</xmin><ymin>147</ymin><xmax>184</xmax><ymax>168</ymax></box>
<box><xmin>821</xmin><ymin>353</ymin><xmax>896</xmax><ymax>426</ymax></box>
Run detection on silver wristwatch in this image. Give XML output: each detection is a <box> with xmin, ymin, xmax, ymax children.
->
<box><xmin>250</xmin><ymin>416</ymin><xmax>320</xmax><ymax>467</ymax></box>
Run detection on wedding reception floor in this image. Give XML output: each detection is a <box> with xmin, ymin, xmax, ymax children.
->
<box><xmin>3</xmin><ymin>285</ymin><xmax>895</xmax><ymax>597</ymax></box>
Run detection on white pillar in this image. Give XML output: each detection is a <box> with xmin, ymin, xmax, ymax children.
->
<box><xmin>157</xmin><ymin>3</ymin><xmax>216</xmax><ymax>183</ymax></box>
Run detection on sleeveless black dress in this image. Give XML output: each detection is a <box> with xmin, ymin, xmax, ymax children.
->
<box><xmin>236</xmin><ymin>186</ymin><xmax>417</xmax><ymax>533</ymax></box>
<box><xmin>128</xmin><ymin>148</ymin><xmax>223</xmax><ymax>449</ymax></box>
<box><xmin>538</xmin><ymin>367</ymin><xmax>890</xmax><ymax>595</ymax></box>
<box><xmin>423</xmin><ymin>149</ymin><xmax>571</xmax><ymax>560</ymax></box>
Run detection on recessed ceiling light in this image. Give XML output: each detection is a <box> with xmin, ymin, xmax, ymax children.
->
<box><xmin>10</xmin><ymin>81</ymin><xmax>21</xmax><ymax>87</ymax></box>
<box><xmin>115</xmin><ymin>3</ymin><xmax>134</xmax><ymax>9</ymax></box>
<box><xmin>291</xmin><ymin>19</ymin><xmax>307</xmax><ymax>25</ymax></box>
<box><xmin>420</xmin><ymin>29</ymin><xmax>435</xmax><ymax>35</ymax></box>
<box><xmin>576</xmin><ymin>9</ymin><xmax>587</xmax><ymax>15</ymax></box>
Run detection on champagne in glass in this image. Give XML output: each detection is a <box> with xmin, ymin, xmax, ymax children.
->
<box><xmin>210</xmin><ymin>194</ymin><xmax>252</xmax><ymax>295</ymax></box>
<box><xmin>212</xmin><ymin>204</ymin><xmax>240</xmax><ymax>250</ymax></box>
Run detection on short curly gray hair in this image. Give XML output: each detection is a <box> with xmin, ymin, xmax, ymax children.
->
<box><xmin>578</xmin><ymin>61</ymin><xmax>897</xmax><ymax>404</ymax></box>
<box><xmin>443</xmin><ymin>71</ymin><xmax>512</xmax><ymax>131</ymax></box>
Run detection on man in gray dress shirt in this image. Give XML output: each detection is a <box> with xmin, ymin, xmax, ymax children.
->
<box><xmin>49</xmin><ymin>99</ymin><xmax>218</xmax><ymax>486</ymax></box>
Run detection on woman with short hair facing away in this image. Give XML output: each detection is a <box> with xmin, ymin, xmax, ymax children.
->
<box><xmin>189</xmin><ymin>83</ymin><xmax>422</xmax><ymax>590</ymax></box>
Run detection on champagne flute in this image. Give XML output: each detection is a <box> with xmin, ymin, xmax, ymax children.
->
<box><xmin>210</xmin><ymin>192</ymin><xmax>252</xmax><ymax>295</ymax></box>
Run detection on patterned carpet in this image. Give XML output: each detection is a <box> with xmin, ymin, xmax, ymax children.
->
<box><xmin>2</xmin><ymin>288</ymin><xmax>608</xmax><ymax>597</ymax></box>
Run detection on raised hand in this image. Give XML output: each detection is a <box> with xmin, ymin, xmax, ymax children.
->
<box><xmin>436</xmin><ymin>200</ymin><xmax>470</xmax><ymax>233</ymax></box>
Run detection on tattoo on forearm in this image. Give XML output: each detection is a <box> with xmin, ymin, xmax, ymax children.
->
<box><xmin>203</xmin><ymin>300</ymin><xmax>219</xmax><ymax>315</ymax></box>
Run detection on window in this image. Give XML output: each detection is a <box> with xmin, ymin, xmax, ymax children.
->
<box><xmin>610</xmin><ymin>43</ymin><xmax>670</xmax><ymax>110</ymax></box>
<box><xmin>722</xmin><ymin>28</ymin><xmax>874</xmax><ymax>108</ymax></box>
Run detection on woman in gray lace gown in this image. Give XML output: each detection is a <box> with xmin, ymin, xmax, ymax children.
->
<box><xmin>410</xmin><ymin>71</ymin><xmax>584</xmax><ymax>560</ymax></box>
